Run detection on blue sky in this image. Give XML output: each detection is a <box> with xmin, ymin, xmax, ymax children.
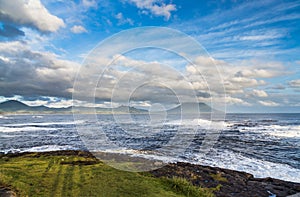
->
<box><xmin>0</xmin><ymin>0</ymin><xmax>299</xmax><ymax>112</ymax></box>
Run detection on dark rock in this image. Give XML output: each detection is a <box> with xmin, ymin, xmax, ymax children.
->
<box><xmin>0</xmin><ymin>187</ymin><xmax>17</xmax><ymax>197</ymax></box>
<box><xmin>150</xmin><ymin>162</ymin><xmax>300</xmax><ymax>197</ymax></box>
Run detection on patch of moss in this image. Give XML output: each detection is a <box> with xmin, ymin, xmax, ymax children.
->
<box><xmin>210</xmin><ymin>172</ymin><xmax>227</xmax><ymax>182</ymax></box>
<box><xmin>162</xmin><ymin>177</ymin><xmax>215</xmax><ymax>197</ymax></box>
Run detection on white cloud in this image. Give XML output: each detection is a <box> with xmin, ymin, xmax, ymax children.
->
<box><xmin>44</xmin><ymin>99</ymin><xmax>74</xmax><ymax>108</ymax></box>
<box><xmin>239</xmin><ymin>35</ymin><xmax>280</xmax><ymax>41</ymax></box>
<box><xmin>289</xmin><ymin>79</ymin><xmax>300</xmax><ymax>88</ymax></box>
<box><xmin>237</xmin><ymin>30</ymin><xmax>285</xmax><ymax>41</ymax></box>
<box><xmin>0</xmin><ymin>55</ymin><xmax>10</xmax><ymax>63</ymax></box>
<box><xmin>0</xmin><ymin>41</ymin><xmax>80</xmax><ymax>98</ymax></box>
<box><xmin>74</xmin><ymin>53</ymin><xmax>205</xmax><ymax>106</ymax></box>
<box><xmin>170</xmin><ymin>1</ymin><xmax>300</xmax><ymax>61</ymax></box>
<box><xmin>0</xmin><ymin>0</ymin><xmax>65</xmax><ymax>32</ymax></box>
<box><xmin>229</xmin><ymin>77</ymin><xmax>265</xmax><ymax>87</ymax></box>
<box><xmin>22</xmin><ymin>99</ymin><xmax>50</xmax><ymax>107</ymax></box>
<box><xmin>81</xmin><ymin>0</ymin><xmax>97</xmax><ymax>9</ymax></box>
<box><xmin>251</xmin><ymin>89</ymin><xmax>268</xmax><ymax>97</ymax></box>
<box><xmin>235</xmin><ymin>60</ymin><xmax>289</xmax><ymax>78</ymax></box>
<box><xmin>130</xmin><ymin>100</ymin><xmax>152</xmax><ymax>109</ymax></box>
<box><xmin>115</xmin><ymin>13</ymin><xmax>134</xmax><ymax>25</ymax></box>
<box><xmin>21</xmin><ymin>97</ymin><xmax>77</xmax><ymax>108</ymax></box>
<box><xmin>71</xmin><ymin>25</ymin><xmax>88</xmax><ymax>34</ymax></box>
<box><xmin>258</xmin><ymin>100</ymin><xmax>279</xmax><ymax>106</ymax></box>
<box><xmin>184</xmin><ymin>56</ymin><xmax>294</xmax><ymax>108</ymax></box>
<box><xmin>185</xmin><ymin>57</ymin><xmax>282</xmax><ymax>96</ymax></box>
<box><xmin>225</xmin><ymin>96</ymin><xmax>251</xmax><ymax>106</ymax></box>
<box><xmin>126</xmin><ymin>0</ymin><xmax>176</xmax><ymax>20</ymax></box>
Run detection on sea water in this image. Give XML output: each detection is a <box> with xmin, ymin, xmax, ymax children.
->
<box><xmin>0</xmin><ymin>113</ymin><xmax>299</xmax><ymax>183</ymax></box>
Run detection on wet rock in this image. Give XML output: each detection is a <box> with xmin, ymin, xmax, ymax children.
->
<box><xmin>0</xmin><ymin>187</ymin><xmax>17</xmax><ymax>197</ymax></box>
<box><xmin>150</xmin><ymin>162</ymin><xmax>300</xmax><ymax>197</ymax></box>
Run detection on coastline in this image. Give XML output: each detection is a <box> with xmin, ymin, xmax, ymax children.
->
<box><xmin>1</xmin><ymin>150</ymin><xmax>299</xmax><ymax>197</ymax></box>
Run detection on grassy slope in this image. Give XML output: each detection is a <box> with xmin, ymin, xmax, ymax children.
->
<box><xmin>0</xmin><ymin>153</ymin><xmax>214</xmax><ymax>197</ymax></box>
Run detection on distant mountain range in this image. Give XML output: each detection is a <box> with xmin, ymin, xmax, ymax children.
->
<box><xmin>0</xmin><ymin>100</ymin><xmax>216</xmax><ymax>114</ymax></box>
<box><xmin>0</xmin><ymin>100</ymin><xmax>148</xmax><ymax>114</ymax></box>
<box><xmin>0</xmin><ymin>100</ymin><xmax>71</xmax><ymax>113</ymax></box>
<box><xmin>167</xmin><ymin>102</ymin><xmax>215</xmax><ymax>114</ymax></box>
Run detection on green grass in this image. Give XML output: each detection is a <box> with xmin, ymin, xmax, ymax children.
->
<box><xmin>209</xmin><ymin>173</ymin><xmax>227</xmax><ymax>182</ymax></box>
<box><xmin>162</xmin><ymin>177</ymin><xmax>214</xmax><ymax>197</ymax></box>
<box><xmin>0</xmin><ymin>153</ymin><xmax>214</xmax><ymax>197</ymax></box>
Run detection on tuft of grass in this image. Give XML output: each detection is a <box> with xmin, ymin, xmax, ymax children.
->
<box><xmin>162</xmin><ymin>177</ymin><xmax>215</xmax><ymax>197</ymax></box>
<box><xmin>0</xmin><ymin>153</ymin><xmax>214</xmax><ymax>197</ymax></box>
<box><xmin>209</xmin><ymin>173</ymin><xmax>227</xmax><ymax>182</ymax></box>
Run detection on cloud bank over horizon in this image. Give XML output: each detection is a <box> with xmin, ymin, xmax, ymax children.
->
<box><xmin>0</xmin><ymin>0</ymin><xmax>299</xmax><ymax>112</ymax></box>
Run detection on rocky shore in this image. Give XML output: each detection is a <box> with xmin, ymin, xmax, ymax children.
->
<box><xmin>1</xmin><ymin>150</ymin><xmax>299</xmax><ymax>197</ymax></box>
<box><xmin>150</xmin><ymin>162</ymin><xmax>300</xmax><ymax>197</ymax></box>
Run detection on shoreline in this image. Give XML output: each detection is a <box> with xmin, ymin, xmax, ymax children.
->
<box><xmin>1</xmin><ymin>150</ymin><xmax>299</xmax><ymax>197</ymax></box>
<box><xmin>1</xmin><ymin>148</ymin><xmax>299</xmax><ymax>183</ymax></box>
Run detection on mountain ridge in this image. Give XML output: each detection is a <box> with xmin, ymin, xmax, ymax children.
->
<box><xmin>0</xmin><ymin>100</ymin><xmax>217</xmax><ymax>114</ymax></box>
<box><xmin>0</xmin><ymin>100</ymin><xmax>146</xmax><ymax>114</ymax></box>
<box><xmin>167</xmin><ymin>102</ymin><xmax>216</xmax><ymax>113</ymax></box>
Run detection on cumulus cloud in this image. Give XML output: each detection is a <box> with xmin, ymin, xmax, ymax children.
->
<box><xmin>82</xmin><ymin>0</ymin><xmax>98</xmax><ymax>9</ymax></box>
<box><xmin>185</xmin><ymin>56</ymin><xmax>278</xmax><ymax>96</ymax></box>
<box><xmin>183</xmin><ymin>56</ymin><xmax>293</xmax><ymax>108</ymax></box>
<box><xmin>233</xmin><ymin>60</ymin><xmax>289</xmax><ymax>78</ymax></box>
<box><xmin>74</xmin><ymin>53</ymin><xmax>209</xmax><ymax>107</ymax></box>
<box><xmin>289</xmin><ymin>79</ymin><xmax>300</xmax><ymax>88</ymax></box>
<box><xmin>74</xmin><ymin>52</ymin><xmax>289</xmax><ymax>108</ymax></box>
<box><xmin>225</xmin><ymin>96</ymin><xmax>251</xmax><ymax>106</ymax></box>
<box><xmin>71</xmin><ymin>25</ymin><xmax>88</xmax><ymax>34</ymax></box>
<box><xmin>0</xmin><ymin>41</ymin><xmax>79</xmax><ymax>98</ymax></box>
<box><xmin>76</xmin><ymin>51</ymin><xmax>280</xmax><ymax>109</ymax></box>
<box><xmin>0</xmin><ymin>0</ymin><xmax>65</xmax><ymax>32</ymax></box>
<box><xmin>20</xmin><ymin>96</ymin><xmax>70</xmax><ymax>108</ymax></box>
<box><xmin>115</xmin><ymin>13</ymin><xmax>134</xmax><ymax>25</ymax></box>
<box><xmin>229</xmin><ymin>77</ymin><xmax>265</xmax><ymax>87</ymax></box>
<box><xmin>250</xmin><ymin>89</ymin><xmax>268</xmax><ymax>97</ymax></box>
<box><xmin>258</xmin><ymin>100</ymin><xmax>279</xmax><ymax>107</ymax></box>
<box><xmin>125</xmin><ymin>0</ymin><xmax>176</xmax><ymax>20</ymax></box>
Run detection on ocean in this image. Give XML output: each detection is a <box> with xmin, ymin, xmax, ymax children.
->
<box><xmin>0</xmin><ymin>113</ymin><xmax>299</xmax><ymax>183</ymax></box>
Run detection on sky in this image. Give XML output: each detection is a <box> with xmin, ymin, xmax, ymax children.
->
<box><xmin>0</xmin><ymin>0</ymin><xmax>299</xmax><ymax>113</ymax></box>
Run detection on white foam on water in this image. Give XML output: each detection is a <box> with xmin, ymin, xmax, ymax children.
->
<box><xmin>0</xmin><ymin>115</ymin><xmax>10</xmax><ymax>119</ymax></box>
<box><xmin>32</xmin><ymin>115</ymin><xmax>43</xmax><ymax>118</ymax></box>
<box><xmin>195</xmin><ymin>149</ymin><xmax>300</xmax><ymax>183</ymax></box>
<box><xmin>239</xmin><ymin>124</ymin><xmax>300</xmax><ymax>138</ymax></box>
<box><xmin>98</xmin><ymin>148</ymin><xmax>300</xmax><ymax>183</ymax></box>
<box><xmin>165</xmin><ymin>119</ymin><xmax>225</xmax><ymax>130</ymax></box>
<box><xmin>24</xmin><ymin>145</ymin><xmax>76</xmax><ymax>152</ymax></box>
<box><xmin>0</xmin><ymin>134</ymin><xmax>15</xmax><ymax>138</ymax></box>
<box><xmin>3</xmin><ymin>120</ymin><xmax>85</xmax><ymax>127</ymax></box>
<box><xmin>0</xmin><ymin>126</ymin><xmax>57</xmax><ymax>132</ymax></box>
<box><xmin>267</xmin><ymin>125</ymin><xmax>300</xmax><ymax>138</ymax></box>
<box><xmin>1</xmin><ymin>145</ymin><xmax>77</xmax><ymax>154</ymax></box>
